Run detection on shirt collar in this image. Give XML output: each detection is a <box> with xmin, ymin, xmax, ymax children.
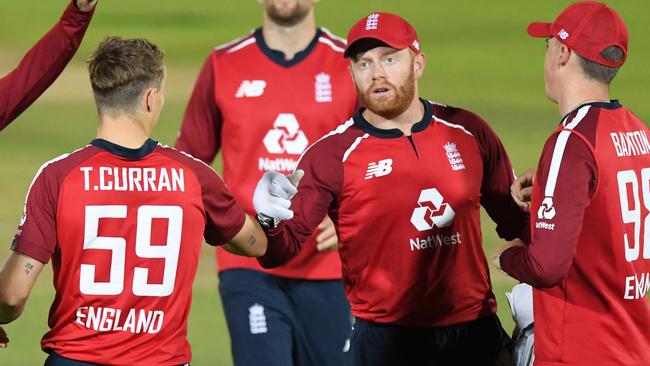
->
<box><xmin>352</xmin><ymin>99</ymin><xmax>433</xmax><ymax>138</ymax></box>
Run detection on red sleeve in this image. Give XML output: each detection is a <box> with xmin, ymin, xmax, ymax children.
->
<box><xmin>258</xmin><ymin>141</ymin><xmax>342</xmax><ymax>268</ymax></box>
<box><xmin>175</xmin><ymin>55</ymin><xmax>222</xmax><ymax>164</ymax></box>
<box><xmin>442</xmin><ymin>107</ymin><xmax>530</xmax><ymax>241</ymax></box>
<box><xmin>196</xmin><ymin>163</ymin><xmax>246</xmax><ymax>246</ymax></box>
<box><xmin>0</xmin><ymin>1</ymin><xmax>94</xmax><ymax>131</ymax></box>
<box><xmin>501</xmin><ymin>131</ymin><xmax>597</xmax><ymax>288</ymax></box>
<box><xmin>11</xmin><ymin>164</ymin><xmax>61</xmax><ymax>263</ymax></box>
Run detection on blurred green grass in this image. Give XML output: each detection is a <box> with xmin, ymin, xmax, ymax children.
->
<box><xmin>0</xmin><ymin>0</ymin><xmax>648</xmax><ymax>365</ymax></box>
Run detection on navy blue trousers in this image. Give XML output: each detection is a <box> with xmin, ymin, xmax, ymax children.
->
<box><xmin>44</xmin><ymin>352</ymin><xmax>190</xmax><ymax>366</ymax></box>
<box><xmin>347</xmin><ymin>314</ymin><xmax>511</xmax><ymax>366</ymax></box>
<box><xmin>219</xmin><ymin>269</ymin><xmax>352</xmax><ymax>366</ymax></box>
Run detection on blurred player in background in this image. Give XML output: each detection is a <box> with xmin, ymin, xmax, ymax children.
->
<box><xmin>175</xmin><ymin>0</ymin><xmax>357</xmax><ymax>364</ymax></box>
<box><xmin>494</xmin><ymin>2</ymin><xmax>650</xmax><ymax>365</ymax></box>
<box><xmin>0</xmin><ymin>0</ymin><xmax>97</xmax><ymax>132</ymax></box>
<box><xmin>253</xmin><ymin>12</ymin><xmax>528</xmax><ymax>366</ymax></box>
<box><xmin>0</xmin><ymin>36</ymin><xmax>268</xmax><ymax>365</ymax></box>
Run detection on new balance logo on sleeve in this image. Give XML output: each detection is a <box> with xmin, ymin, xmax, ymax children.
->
<box><xmin>365</xmin><ymin>159</ymin><xmax>393</xmax><ymax>179</ymax></box>
<box><xmin>236</xmin><ymin>80</ymin><xmax>266</xmax><ymax>97</ymax></box>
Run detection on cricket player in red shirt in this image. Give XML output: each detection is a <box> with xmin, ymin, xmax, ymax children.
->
<box><xmin>175</xmin><ymin>0</ymin><xmax>357</xmax><ymax>364</ymax></box>
<box><xmin>494</xmin><ymin>2</ymin><xmax>650</xmax><ymax>365</ymax></box>
<box><xmin>0</xmin><ymin>0</ymin><xmax>97</xmax><ymax>131</ymax></box>
<box><xmin>0</xmin><ymin>37</ymin><xmax>268</xmax><ymax>365</ymax></box>
<box><xmin>253</xmin><ymin>12</ymin><xmax>529</xmax><ymax>365</ymax></box>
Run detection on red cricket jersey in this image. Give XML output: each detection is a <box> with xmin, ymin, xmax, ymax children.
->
<box><xmin>175</xmin><ymin>28</ymin><xmax>358</xmax><ymax>279</ymax></box>
<box><xmin>0</xmin><ymin>1</ymin><xmax>94</xmax><ymax>130</ymax></box>
<box><xmin>260</xmin><ymin>100</ymin><xmax>529</xmax><ymax>326</ymax></box>
<box><xmin>12</xmin><ymin>139</ymin><xmax>245</xmax><ymax>365</ymax></box>
<box><xmin>501</xmin><ymin>101</ymin><xmax>650</xmax><ymax>365</ymax></box>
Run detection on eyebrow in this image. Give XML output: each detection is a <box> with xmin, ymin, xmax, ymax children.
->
<box><xmin>379</xmin><ymin>48</ymin><xmax>400</xmax><ymax>57</ymax></box>
<box><xmin>354</xmin><ymin>48</ymin><xmax>400</xmax><ymax>63</ymax></box>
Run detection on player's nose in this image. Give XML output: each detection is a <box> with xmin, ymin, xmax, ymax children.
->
<box><xmin>371</xmin><ymin>63</ymin><xmax>387</xmax><ymax>81</ymax></box>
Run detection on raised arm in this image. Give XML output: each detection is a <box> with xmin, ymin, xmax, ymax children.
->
<box><xmin>0</xmin><ymin>0</ymin><xmax>97</xmax><ymax>130</ymax></box>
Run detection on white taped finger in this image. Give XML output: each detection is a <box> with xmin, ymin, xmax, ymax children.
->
<box><xmin>287</xmin><ymin>169</ymin><xmax>304</xmax><ymax>187</ymax></box>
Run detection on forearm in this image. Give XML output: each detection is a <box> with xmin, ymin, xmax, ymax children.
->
<box><xmin>0</xmin><ymin>252</ymin><xmax>44</xmax><ymax>324</ymax></box>
<box><xmin>500</xmin><ymin>246</ymin><xmax>560</xmax><ymax>288</ymax></box>
<box><xmin>257</xmin><ymin>222</ymin><xmax>302</xmax><ymax>268</ymax></box>
<box><xmin>224</xmin><ymin>215</ymin><xmax>268</xmax><ymax>257</ymax></box>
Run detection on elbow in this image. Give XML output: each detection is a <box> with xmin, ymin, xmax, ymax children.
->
<box><xmin>257</xmin><ymin>253</ymin><xmax>289</xmax><ymax>269</ymax></box>
<box><xmin>0</xmin><ymin>290</ymin><xmax>27</xmax><ymax>309</ymax></box>
<box><xmin>0</xmin><ymin>292</ymin><xmax>27</xmax><ymax>323</ymax></box>
<box><xmin>250</xmin><ymin>241</ymin><xmax>268</xmax><ymax>258</ymax></box>
<box><xmin>532</xmin><ymin>269</ymin><xmax>567</xmax><ymax>289</ymax></box>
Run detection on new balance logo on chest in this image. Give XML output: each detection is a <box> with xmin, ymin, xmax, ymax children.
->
<box><xmin>236</xmin><ymin>80</ymin><xmax>266</xmax><ymax>97</ymax></box>
<box><xmin>365</xmin><ymin>159</ymin><xmax>393</xmax><ymax>179</ymax></box>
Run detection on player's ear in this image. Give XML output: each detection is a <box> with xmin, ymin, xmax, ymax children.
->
<box><xmin>348</xmin><ymin>62</ymin><xmax>358</xmax><ymax>83</ymax></box>
<box><xmin>558</xmin><ymin>44</ymin><xmax>571</xmax><ymax>67</ymax></box>
<box><xmin>413</xmin><ymin>51</ymin><xmax>425</xmax><ymax>80</ymax></box>
<box><xmin>144</xmin><ymin>88</ymin><xmax>156</xmax><ymax>113</ymax></box>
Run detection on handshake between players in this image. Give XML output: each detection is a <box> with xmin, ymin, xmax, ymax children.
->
<box><xmin>254</xmin><ymin>170</ymin><xmax>304</xmax><ymax>223</ymax></box>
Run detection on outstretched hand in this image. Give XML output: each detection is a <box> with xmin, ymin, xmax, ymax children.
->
<box><xmin>253</xmin><ymin>170</ymin><xmax>304</xmax><ymax>221</ymax></box>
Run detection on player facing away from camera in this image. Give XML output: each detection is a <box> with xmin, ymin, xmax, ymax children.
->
<box><xmin>494</xmin><ymin>2</ymin><xmax>650</xmax><ymax>365</ymax></box>
<box><xmin>0</xmin><ymin>0</ymin><xmax>97</xmax><ymax>132</ymax></box>
<box><xmin>252</xmin><ymin>12</ymin><xmax>529</xmax><ymax>366</ymax></box>
<box><xmin>175</xmin><ymin>0</ymin><xmax>357</xmax><ymax>364</ymax></box>
<box><xmin>0</xmin><ymin>37</ymin><xmax>268</xmax><ymax>366</ymax></box>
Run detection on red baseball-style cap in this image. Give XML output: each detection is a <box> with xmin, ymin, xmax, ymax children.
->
<box><xmin>344</xmin><ymin>12</ymin><xmax>420</xmax><ymax>58</ymax></box>
<box><xmin>527</xmin><ymin>1</ymin><xmax>628</xmax><ymax>67</ymax></box>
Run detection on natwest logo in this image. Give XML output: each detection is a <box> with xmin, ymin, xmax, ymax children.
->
<box><xmin>537</xmin><ymin>196</ymin><xmax>556</xmax><ymax>220</ymax></box>
<box><xmin>410</xmin><ymin>188</ymin><xmax>455</xmax><ymax>231</ymax></box>
<box><xmin>262</xmin><ymin>113</ymin><xmax>309</xmax><ymax>155</ymax></box>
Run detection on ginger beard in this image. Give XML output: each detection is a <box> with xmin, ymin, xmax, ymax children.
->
<box><xmin>356</xmin><ymin>65</ymin><xmax>416</xmax><ymax>120</ymax></box>
<box><xmin>265</xmin><ymin>0</ymin><xmax>312</xmax><ymax>27</ymax></box>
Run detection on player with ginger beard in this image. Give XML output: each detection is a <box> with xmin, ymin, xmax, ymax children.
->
<box><xmin>253</xmin><ymin>12</ymin><xmax>529</xmax><ymax>366</ymax></box>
